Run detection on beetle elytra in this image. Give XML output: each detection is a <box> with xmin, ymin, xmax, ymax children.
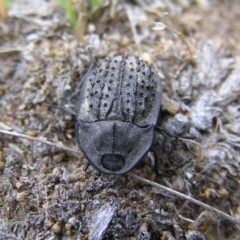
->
<box><xmin>76</xmin><ymin>55</ymin><xmax>162</xmax><ymax>174</ymax></box>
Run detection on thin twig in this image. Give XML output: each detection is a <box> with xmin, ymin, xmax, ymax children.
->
<box><xmin>128</xmin><ymin>173</ymin><xmax>240</xmax><ymax>226</ymax></box>
<box><xmin>0</xmin><ymin>47</ymin><xmax>28</xmax><ymax>53</ymax></box>
<box><xmin>0</xmin><ymin>129</ymin><xmax>80</xmax><ymax>155</ymax></box>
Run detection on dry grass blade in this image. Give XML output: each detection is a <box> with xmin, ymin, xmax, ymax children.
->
<box><xmin>180</xmin><ymin>118</ymin><xmax>220</xmax><ymax>165</ymax></box>
<box><xmin>125</xmin><ymin>4</ymin><xmax>142</xmax><ymax>53</ymax></box>
<box><xmin>178</xmin><ymin>137</ymin><xmax>203</xmax><ymax>161</ymax></box>
<box><xmin>0</xmin><ymin>129</ymin><xmax>80</xmax><ymax>155</ymax></box>
<box><xmin>76</xmin><ymin>1</ymin><xmax>88</xmax><ymax>41</ymax></box>
<box><xmin>152</xmin><ymin>21</ymin><xmax>195</xmax><ymax>64</ymax></box>
<box><xmin>200</xmin><ymin>118</ymin><xmax>219</xmax><ymax>160</ymax></box>
<box><xmin>0</xmin><ymin>0</ymin><xmax>8</xmax><ymax>22</ymax></box>
<box><xmin>128</xmin><ymin>173</ymin><xmax>240</xmax><ymax>226</ymax></box>
<box><xmin>0</xmin><ymin>47</ymin><xmax>29</xmax><ymax>53</ymax></box>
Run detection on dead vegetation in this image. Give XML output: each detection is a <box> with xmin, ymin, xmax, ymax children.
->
<box><xmin>0</xmin><ymin>0</ymin><xmax>240</xmax><ymax>239</ymax></box>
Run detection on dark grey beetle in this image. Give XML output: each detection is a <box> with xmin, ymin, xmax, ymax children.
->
<box><xmin>76</xmin><ymin>55</ymin><xmax>162</xmax><ymax>174</ymax></box>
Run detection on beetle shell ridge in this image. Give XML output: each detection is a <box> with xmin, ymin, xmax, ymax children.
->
<box><xmin>76</xmin><ymin>55</ymin><xmax>162</xmax><ymax>174</ymax></box>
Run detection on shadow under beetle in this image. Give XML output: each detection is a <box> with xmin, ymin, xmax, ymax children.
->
<box><xmin>76</xmin><ymin>55</ymin><xmax>162</xmax><ymax>174</ymax></box>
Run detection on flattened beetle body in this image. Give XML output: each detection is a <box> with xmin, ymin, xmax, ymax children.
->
<box><xmin>76</xmin><ymin>55</ymin><xmax>162</xmax><ymax>174</ymax></box>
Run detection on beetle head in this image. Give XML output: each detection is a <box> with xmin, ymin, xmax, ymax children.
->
<box><xmin>76</xmin><ymin>120</ymin><xmax>154</xmax><ymax>174</ymax></box>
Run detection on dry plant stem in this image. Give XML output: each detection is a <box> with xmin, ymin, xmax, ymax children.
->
<box><xmin>201</xmin><ymin>119</ymin><xmax>219</xmax><ymax>158</ymax></box>
<box><xmin>0</xmin><ymin>47</ymin><xmax>29</xmax><ymax>53</ymax></box>
<box><xmin>180</xmin><ymin>119</ymin><xmax>219</xmax><ymax>165</ymax></box>
<box><xmin>128</xmin><ymin>173</ymin><xmax>240</xmax><ymax>226</ymax></box>
<box><xmin>125</xmin><ymin>4</ymin><xmax>142</xmax><ymax>53</ymax></box>
<box><xmin>77</xmin><ymin>1</ymin><xmax>88</xmax><ymax>41</ymax></box>
<box><xmin>164</xmin><ymin>23</ymin><xmax>195</xmax><ymax>64</ymax></box>
<box><xmin>0</xmin><ymin>129</ymin><xmax>80</xmax><ymax>155</ymax></box>
<box><xmin>1</xmin><ymin>129</ymin><xmax>239</xmax><ymax>226</ymax></box>
<box><xmin>178</xmin><ymin>137</ymin><xmax>203</xmax><ymax>161</ymax></box>
<box><xmin>0</xmin><ymin>0</ymin><xmax>8</xmax><ymax>22</ymax></box>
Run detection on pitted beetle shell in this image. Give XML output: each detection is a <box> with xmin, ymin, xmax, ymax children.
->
<box><xmin>76</xmin><ymin>55</ymin><xmax>162</xmax><ymax>174</ymax></box>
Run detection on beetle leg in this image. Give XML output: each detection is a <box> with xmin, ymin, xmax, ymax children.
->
<box><xmin>70</xmin><ymin>48</ymin><xmax>96</xmax><ymax>99</ymax></box>
<box><xmin>45</xmin><ymin>104</ymin><xmax>77</xmax><ymax>115</ymax></box>
<box><xmin>155</xmin><ymin>126</ymin><xmax>194</xmax><ymax>140</ymax></box>
<box><xmin>151</xmin><ymin>147</ymin><xmax>170</xmax><ymax>177</ymax></box>
<box><xmin>84</xmin><ymin>162</ymin><xmax>90</xmax><ymax>172</ymax></box>
<box><xmin>76</xmin><ymin>48</ymin><xmax>96</xmax><ymax>90</ymax></box>
<box><xmin>155</xmin><ymin>127</ymin><xmax>178</xmax><ymax>140</ymax></box>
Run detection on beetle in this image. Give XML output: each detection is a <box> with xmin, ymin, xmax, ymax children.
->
<box><xmin>76</xmin><ymin>55</ymin><xmax>162</xmax><ymax>174</ymax></box>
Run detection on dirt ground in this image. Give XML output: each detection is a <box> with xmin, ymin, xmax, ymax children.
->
<box><xmin>0</xmin><ymin>0</ymin><xmax>240</xmax><ymax>239</ymax></box>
